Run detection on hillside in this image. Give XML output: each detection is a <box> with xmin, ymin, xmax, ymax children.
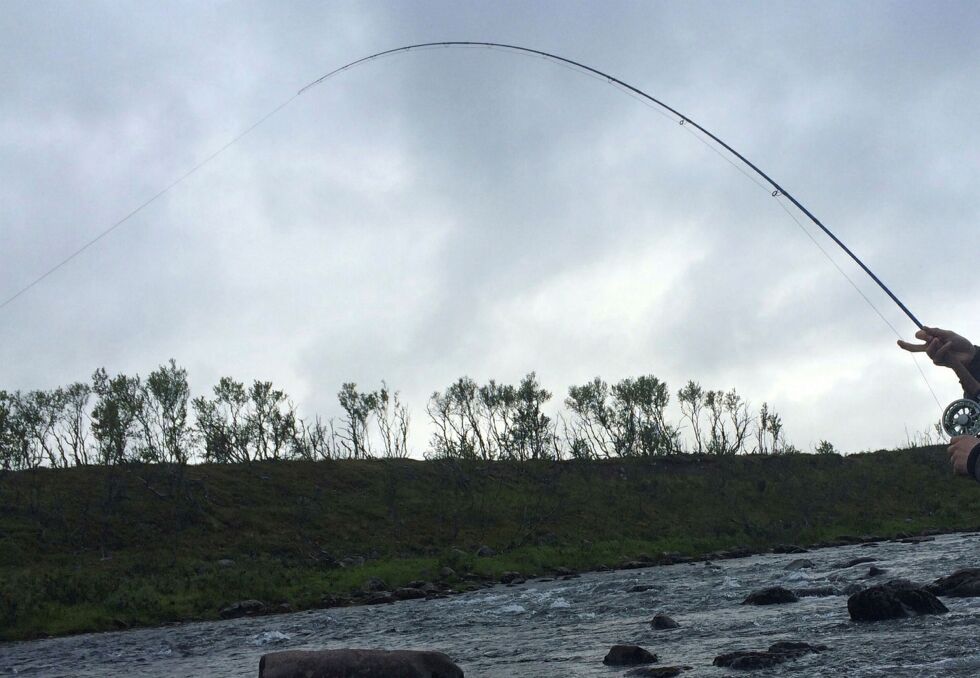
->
<box><xmin>2</xmin><ymin>446</ymin><xmax>978</xmax><ymax>640</ymax></box>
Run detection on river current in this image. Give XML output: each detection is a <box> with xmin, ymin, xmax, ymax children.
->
<box><xmin>3</xmin><ymin>532</ymin><xmax>979</xmax><ymax>677</ymax></box>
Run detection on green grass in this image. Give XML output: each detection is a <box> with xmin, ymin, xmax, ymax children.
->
<box><xmin>2</xmin><ymin>446</ymin><xmax>978</xmax><ymax>640</ymax></box>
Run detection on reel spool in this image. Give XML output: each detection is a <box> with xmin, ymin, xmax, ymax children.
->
<box><xmin>942</xmin><ymin>399</ymin><xmax>980</xmax><ymax>437</ymax></box>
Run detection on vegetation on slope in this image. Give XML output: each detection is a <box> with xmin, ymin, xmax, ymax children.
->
<box><xmin>2</xmin><ymin>446</ymin><xmax>978</xmax><ymax>641</ymax></box>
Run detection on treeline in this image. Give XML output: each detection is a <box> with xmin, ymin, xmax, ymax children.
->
<box><xmin>0</xmin><ymin>360</ymin><xmax>836</xmax><ymax>472</ymax></box>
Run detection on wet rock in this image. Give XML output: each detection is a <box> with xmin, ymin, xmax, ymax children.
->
<box><xmin>832</xmin><ymin>556</ymin><xmax>877</xmax><ymax>569</ymax></box>
<box><xmin>259</xmin><ymin>649</ymin><xmax>463</xmax><ymax>678</ymax></box>
<box><xmin>621</xmin><ymin>560</ymin><xmax>653</xmax><ymax>570</ymax></box>
<box><xmin>742</xmin><ymin>586</ymin><xmax>798</xmax><ymax>605</ymax></box>
<box><xmin>552</xmin><ymin>566</ymin><xmax>576</xmax><ymax>576</ymax></box>
<box><xmin>795</xmin><ymin>586</ymin><xmax>837</xmax><ymax>598</ymax></box>
<box><xmin>362</xmin><ymin>577</ymin><xmax>388</xmax><ymax>592</ymax></box>
<box><xmin>364</xmin><ymin>592</ymin><xmax>394</xmax><ymax>605</ymax></box>
<box><xmin>927</xmin><ymin>568</ymin><xmax>980</xmax><ymax>597</ymax></box>
<box><xmin>505</xmin><ymin>577</ymin><xmax>526</xmax><ymax>587</ymax></box>
<box><xmin>651</xmin><ymin>613</ymin><xmax>680</xmax><ymax>629</ymax></box>
<box><xmin>392</xmin><ymin>587</ymin><xmax>428</xmax><ymax>601</ymax></box>
<box><xmin>627</xmin><ymin>667</ymin><xmax>690</xmax><ymax>677</ymax></box>
<box><xmin>219</xmin><ymin>599</ymin><xmax>265</xmax><ymax>619</ymax></box>
<box><xmin>275</xmin><ymin>603</ymin><xmax>293</xmax><ymax>613</ymax></box>
<box><xmin>842</xmin><ymin>583</ymin><xmax>864</xmax><ymax>596</ymax></box>
<box><xmin>847</xmin><ymin>580</ymin><xmax>948</xmax><ymax>621</ymax></box>
<box><xmin>866</xmin><ymin>566</ymin><xmax>887</xmax><ymax>577</ymax></box>
<box><xmin>784</xmin><ymin>558</ymin><xmax>815</xmax><ymax>570</ymax></box>
<box><xmin>475</xmin><ymin>545</ymin><xmax>496</xmax><ymax>557</ymax></box>
<box><xmin>603</xmin><ymin>644</ymin><xmax>658</xmax><ymax>666</ymax></box>
<box><xmin>660</xmin><ymin>551</ymin><xmax>690</xmax><ymax>565</ymax></box>
<box><xmin>499</xmin><ymin>571</ymin><xmax>523</xmax><ymax>584</ymax></box>
<box><xmin>318</xmin><ymin>594</ymin><xmax>350</xmax><ymax>608</ymax></box>
<box><xmin>629</xmin><ymin>584</ymin><xmax>656</xmax><ymax>593</ymax></box>
<box><xmin>713</xmin><ymin>641</ymin><xmax>826</xmax><ymax>670</ymax></box>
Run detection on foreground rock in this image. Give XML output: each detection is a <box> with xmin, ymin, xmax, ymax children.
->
<box><xmin>794</xmin><ymin>586</ymin><xmax>837</xmax><ymax>598</ymax></box>
<box><xmin>651</xmin><ymin>613</ymin><xmax>680</xmax><ymax>629</ymax></box>
<box><xmin>603</xmin><ymin>645</ymin><xmax>658</xmax><ymax>666</ymax></box>
<box><xmin>847</xmin><ymin>580</ymin><xmax>948</xmax><ymax>621</ymax></box>
<box><xmin>713</xmin><ymin>641</ymin><xmax>826</xmax><ymax>670</ymax></box>
<box><xmin>742</xmin><ymin>586</ymin><xmax>798</xmax><ymax>605</ymax></box>
<box><xmin>259</xmin><ymin>649</ymin><xmax>463</xmax><ymax>678</ymax></box>
<box><xmin>927</xmin><ymin>568</ymin><xmax>980</xmax><ymax>597</ymax></box>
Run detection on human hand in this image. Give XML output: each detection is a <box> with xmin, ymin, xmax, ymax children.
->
<box><xmin>948</xmin><ymin>435</ymin><xmax>980</xmax><ymax>476</ymax></box>
<box><xmin>897</xmin><ymin>327</ymin><xmax>976</xmax><ymax>369</ymax></box>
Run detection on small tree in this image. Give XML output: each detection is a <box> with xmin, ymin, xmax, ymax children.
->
<box><xmin>338</xmin><ymin>383</ymin><xmax>376</xmax><ymax>459</ymax></box>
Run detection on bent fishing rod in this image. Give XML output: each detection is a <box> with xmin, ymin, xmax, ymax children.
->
<box><xmin>1</xmin><ymin>40</ymin><xmax>924</xmax><ymax>333</ymax></box>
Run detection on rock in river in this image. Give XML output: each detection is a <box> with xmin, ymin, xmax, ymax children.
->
<box><xmin>742</xmin><ymin>586</ymin><xmax>798</xmax><ymax>605</ymax></box>
<box><xmin>927</xmin><ymin>568</ymin><xmax>980</xmax><ymax>597</ymax></box>
<box><xmin>603</xmin><ymin>644</ymin><xmax>658</xmax><ymax>666</ymax></box>
<box><xmin>847</xmin><ymin>580</ymin><xmax>948</xmax><ymax>621</ymax></box>
<box><xmin>627</xmin><ymin>667</ymin><xmax>690</xmax><ymax>677</ymax></box>
<box><xmin>713</xmin><ymin>641</ymin><xmax>826</xmax><ymax>670</ymax></box>
<box><xmin>650</xmin><ymin>613</ymin><xmax>680</xmax><ymax>629</ymax></box>
<box><xmin>259</xmin><ymin>649</ymin><xmax>463</xmax><ymax>678</ymax></box>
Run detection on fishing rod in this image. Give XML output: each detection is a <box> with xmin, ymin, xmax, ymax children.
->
<box><xmin>3</xmin><ymin>40</ymin><xmax>924</xmax><ymax>333</ymax></box>
<box><xmin>299</xmin><ymin>41</ymin><xmax>925</xmax><ymax>331</ymax></box>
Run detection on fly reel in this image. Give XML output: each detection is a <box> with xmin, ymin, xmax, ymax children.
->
<box><xmin>942</xmin><ymin>399</ymin><xmax>980</xmax><ymax>437</ymax></box>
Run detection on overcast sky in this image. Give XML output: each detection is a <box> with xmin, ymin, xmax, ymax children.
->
<box><xmin>2</xmin><ymin>0</ymin><xmax>979</xmax><ymax>454</ymax></box>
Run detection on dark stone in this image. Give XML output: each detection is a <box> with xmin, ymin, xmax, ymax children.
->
<box><xmin>603</xmin><ymin>644</ymin><xmax>658</xmax><ymax>666</ymax></box>
<box><xmin>847</xmin><ymin>580</ymin><xmax>948</xmax><ymax>621</ymax></box>
<box><xmin>318</xmin><ymin>594</ymin><xmax>350</xmax><ymax>608</ymax></box>
<box><xmin>219</xmin><ymin>599</ymin><xmax>265</xmax><ymax>619</ymax></box>
<box><xmin>363</xmin><ymin>592</ymin><xmax>394</xmax><ymax>605</ymax></box>
<box><xmin>866</xmin><ymin>566</ymin><xmax>887</xmax><ymax>577</ymax></box>
<box><xmin>362</xmin><ymin>577</ymin><xmax>388</xmax><ymax>592</ymax></box>
<box><xmin>438</xmin><ymin>567</ymin><xmax>456</xmax><ymax>579</ymax></box>
<box><xmin>832</xmin><ymin>557</ymin><xmax>877</xmax><ymax>569</ymax></box>
<box><xmin>713</xmin><ymin>642</ymin><xmax>826</xmax><ymax>670</ymax></box>
<box><xmin>552</xmin><ymin>566</ymin><xmax>576</xmax><ymax>576</ymax></box>
<box><xmin>499</xmin><ymin>571</ymin><xmax>522</xmax><ymax>584</ymax></box>
<box><xmin>742</xmin><ymin>586</ymin><xmax>798</xmax><ymax>605</ymax></box>
<box><xmin>795</xmin><ymin>586</ymin><xmax>837</xmax><ymax>598</ymax></box>
<box><xmin>259</xmin><ymin>649</ymin><xmax>463</xmax><ymax>678</ymax></box>
<box><xmin>772</xmin><ymin>544</ymin><xmax>808</xmax><ymax>554</ymax></box>
<box><xmin>504</xmin><ymin>577</ymin><xmax>526</xmax><ymax>587</ymax></box>
<box><xmin>713</xmin><ymin>651</ymin><xmax>787</xmax><ymax>670</ymax></box>
<box><xmin>651</xmin><ymin>613</ymin><xmax>680</xmax><ymax>629</ymax></box>
<box><xmin>842</xmin><ymin>583</ymin><xmax>864</xmax><ymax>596</ymax></box>
<box><xmin>629</xmin><ymin>585</ymin><xmax>656</xmax><ymax>593</ymax></box>
<box><xmin>475</xmin><ymin>545</ymin><xmax>496</xmax><ymax>557</ymax></box>
<box><xmin>627</xmin><ymin>667</ymin><xmax>690</xmax><ymax>677</ymax></box>
<box><xmin>621</xmin><ymin>560</ymin><xmax>653</xmax><ymax>570</ymax></box>
<box><xmin>927</xmin><ymin>568</ymin><xmax>980</xmax><ymax>597</ymax></box>
<box><xmin>392</xmin><ymin>588</ymin><xmax>428</xmax><ymax>601</ymax></box>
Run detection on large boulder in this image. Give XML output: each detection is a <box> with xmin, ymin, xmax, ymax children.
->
<box><xmin>847</xmin><ymin>580</ymin><xmax>948</xmax><ymax>621</ymax></box>
<box><xmin>603</xmin><ymin>645</ymin><xmax>658</xmax><ymax>666</ymax></box>
<box><xmin>784</xmin><ymin>558</ymin><xmax>815</xmax><ymax>570</ymax></box>
<box><xmin>742</xmin><ymin>586</ymin><xmax>798</xmax><ymax>605</ymax></box>
<box><xmin>832</xmin><ymin>557</ymin><xmax>877</xmax><ymax>570</ymax></box>
<box><xmin>259</xmin><ymin>649</ymin><xmax>463</xmax><ymax>678</ymax></box>
<box><xmin>927</xmin><ymin>568</ymin><xmax>980</xmax><ymax>597</ymax></box>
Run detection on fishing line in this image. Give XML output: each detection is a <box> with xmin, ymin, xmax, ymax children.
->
<box><xmin>4</xmin><ymin>40</ymin><xmax>924</xmax><ymax>338</ymax></box>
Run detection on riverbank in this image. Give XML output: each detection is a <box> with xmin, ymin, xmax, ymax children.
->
<box><xmin>2</xmin><ymin>445</ymin><xmax>978</xmax><ymax>641</ymax></box>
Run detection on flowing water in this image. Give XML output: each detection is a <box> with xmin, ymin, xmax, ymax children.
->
<box><xmin>3</xmin><ymin>532</ymin><xmax>979</xmax><ymax>677</ymax></box>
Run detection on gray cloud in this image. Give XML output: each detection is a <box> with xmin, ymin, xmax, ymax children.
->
<box><xmin>2</xmin><ymin>0</ymin><xmax>979</xmax><ymax>453</ymax></box>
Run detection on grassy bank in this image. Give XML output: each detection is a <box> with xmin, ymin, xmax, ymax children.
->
<box><xmin>2</xmin><ymin>446</ymin><xmax>978</xmax><ymax>641</ymax></box>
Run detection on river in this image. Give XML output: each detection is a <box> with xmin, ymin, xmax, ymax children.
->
<box><xmin>3</xmin><ymin>532</ymin><xmax>979</xmax><ymax>676</ymax></box>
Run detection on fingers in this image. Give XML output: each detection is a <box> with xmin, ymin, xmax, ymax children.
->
<box><xmin>897</xmin><ymin>340</ymin><xmax>928</xmax><ymax>353</ymax></box>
